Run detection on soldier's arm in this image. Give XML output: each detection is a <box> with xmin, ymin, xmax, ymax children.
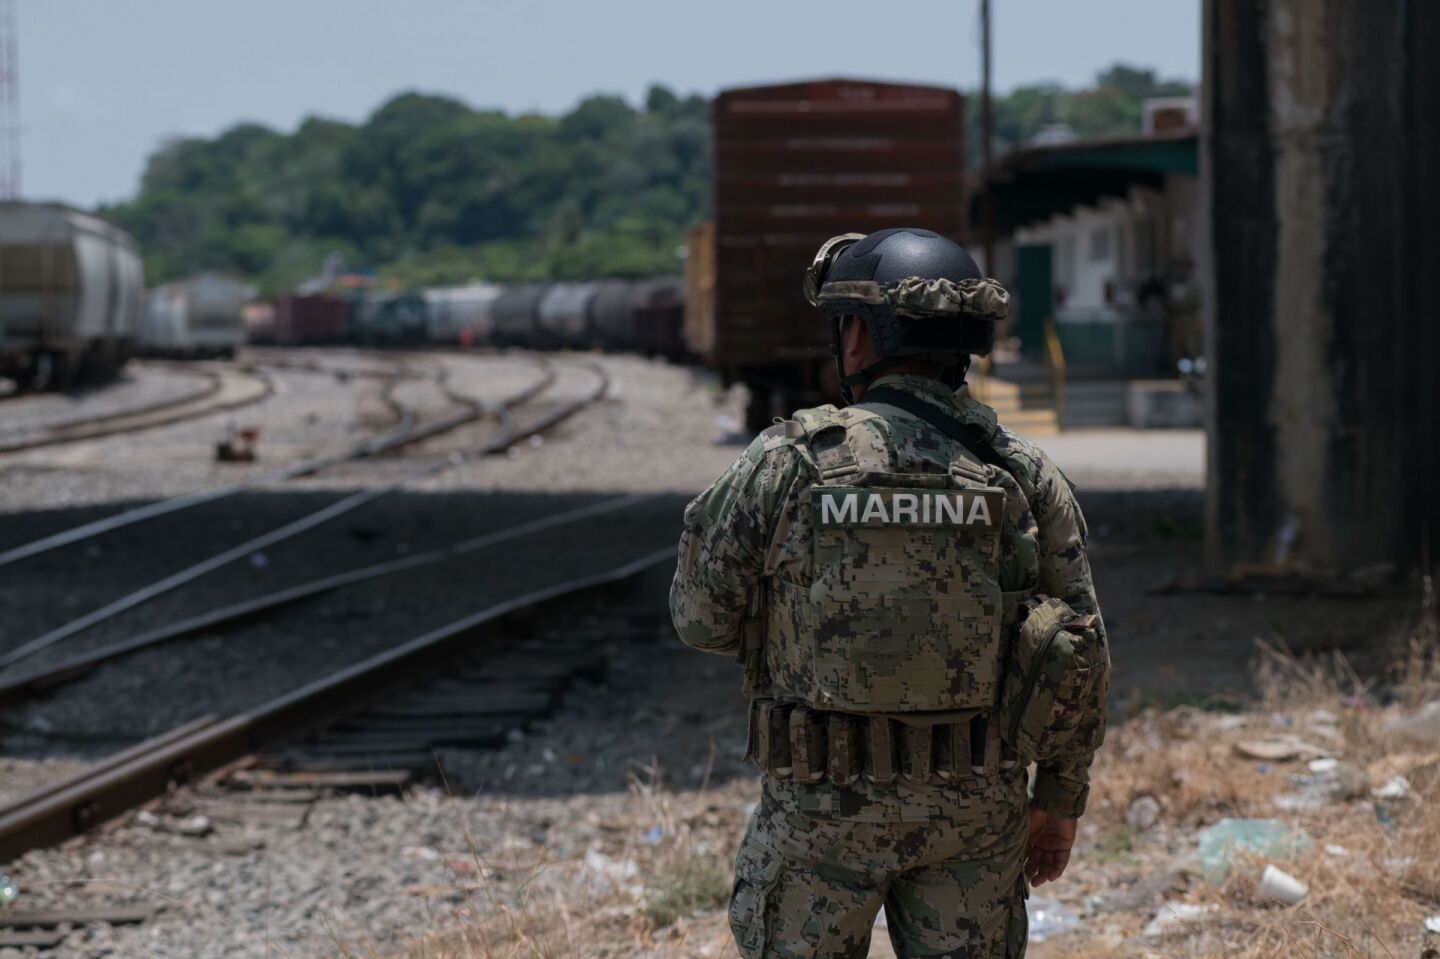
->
<box><xmin>670</xmin><ymin>431</ymin><xmax>800</xmax><ymax>655</ymax></box>
<box><xmin>1030</xmin><ymin>457</ymin><xmax>1110</xmax><ymax>819</ymax></box>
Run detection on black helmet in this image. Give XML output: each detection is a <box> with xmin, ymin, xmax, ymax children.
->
<box><xmin>804</xmin><ymin>227</ymin><xmax>1009</xmax><ymax>403</ymax></box>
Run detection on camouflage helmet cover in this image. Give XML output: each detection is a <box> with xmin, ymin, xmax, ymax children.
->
<box><xmin>805</xmin><ymin>227</ymin><xmax>1008</xmax><ymax>359</ymax></box>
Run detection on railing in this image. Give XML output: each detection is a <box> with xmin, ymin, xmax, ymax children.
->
<box><xmin>972</xmin><ymin>353</ymin><xmax>993</xmax><ymax>404</ymax></box>
<box><xmin>1042</xmin><ymin>314</ymin><xmax>1067</xmax><ymax>430</ymax></box>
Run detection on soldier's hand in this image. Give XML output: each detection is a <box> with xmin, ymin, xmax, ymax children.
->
<box><xmin>1024</xmin><ymin>810</ymin><xmax>1077</xmax><ymax>886</ymax></box>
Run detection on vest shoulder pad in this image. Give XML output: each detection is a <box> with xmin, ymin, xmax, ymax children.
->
<box><xmin>756</xmin><ymin>420</ymin><xmax>804</xmax><ymax>454</ymax></box>
<box><xmin>954</xmin><ymin>391</ymin><xmax>1000</xmax><ymax>437</ymax></box>
<box><xmin>790</xmin><ymin>404</ymin><xmax>881</xmax><ymax>440</ymax></box>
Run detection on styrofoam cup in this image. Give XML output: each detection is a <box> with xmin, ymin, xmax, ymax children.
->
<box><xmin>1258</xmin><ymin>865</ymin><xmax>1308</xmax><ymax>905</ymax></box>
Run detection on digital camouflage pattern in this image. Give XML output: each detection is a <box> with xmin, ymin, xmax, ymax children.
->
<box><xmin>998</xmin><ymin>597</ymin><xmax>1107</xmax><ymax>770</ymax></box>
<box><xmin>671</xmin><ymin>372</ymin><xmax>1107</xmax><ymax>956</ymax></box>
<box><xmin>770</xmin><ymin>457</ymin><xmax>1008</xmax><ymax>713</ymax></box>
<box><xmin>809</xmin><ymin>276</ymin><xmax>1011</xmax><ymax>322</ymax></box>
<box><xmin>731</xmin><ymin>771</ymin><xmax>1029</xmax><ymax>958</ymax></box>
<box><xmin>672</xmin><ymin>372</ymin><xmax>1107</xmax><ymax>818</ymax></box>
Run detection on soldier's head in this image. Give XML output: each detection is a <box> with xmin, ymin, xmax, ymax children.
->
<box><xmin>805</xmin><ymin>227</ymin><xmax>1008</xmax><ymax>403</ymax></box>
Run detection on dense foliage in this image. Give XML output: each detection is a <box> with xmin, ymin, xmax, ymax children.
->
<box><xmin>103</xmin><ymin>66</ymin><xmax>1191</xmax><ymax>292</ymax></box>
<box><xmin>975</xmin><ymin>64</ymin><xmax>1193</xmax><ymax>161</ymax></box>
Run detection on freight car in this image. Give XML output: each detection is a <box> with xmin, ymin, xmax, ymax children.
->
<box><xmin>0</xmin><ymin>203</ymin><xmax>143</xmax><ymax>389</ymax></box>
<box><xmin>587</xmin><ymin>280</ymin><xmax>637</xmax><ymax>352</ymax></box>
<box><xmin>352</xmin><ymin>288</ymin><xmax>428</xmax><ymax>345</ymax></box>
<box><xmin>536</xmin><ymin>281</ymin><xmax>604</xmax><ymax>349</ymax></box>
<box><xmin>490</xmin><ymin>283</ymin><xmax>551</xmax><ymax>347</ymax></box>
<box><xmin>139</xmin><ymin>272</ymin><xmax>251</xmax><ymax>358</ymax></box>
<box><xmin>423</xmin><ymin>283</ymin><xmax>501</xmax><ymax>346</ymax></box>
<box><xmin>241</xmin><ymin>302</ymin><xmax>276</xmax><ymax>343</ymax></box>
<box><xmin>628</xmin><ymin>276</ymin><xmax>685</xmax><ymax>359</ymax></box>
<box><xmin>266</xmin><ymin>294</ymin><xmax>349</xmax><ymax>345</ymax></box>
<box><xmin>686</xmin><ymin>79</ymin><xmax>968</xmax><ymax>429</ymax></box>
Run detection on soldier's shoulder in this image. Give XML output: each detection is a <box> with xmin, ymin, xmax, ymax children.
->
<box><xmin>789</xmin><ymin>403</ymin><xmax>881</xmax><ymax>434</ymax></box>
<box><xmin>958</xmin><ymin>395</ymin><xmax>1071</xmax><ymax>500</ymax></box>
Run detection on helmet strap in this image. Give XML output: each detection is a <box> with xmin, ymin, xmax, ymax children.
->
<box><xmin>940</xmin><ymin>356</ymin><xmax>972</xmax><ymax>391</ymax></box>
<box><xmin>839</xmin><ymin>357</ymin><xmax>902</xmax><ymax>405</ymax></box>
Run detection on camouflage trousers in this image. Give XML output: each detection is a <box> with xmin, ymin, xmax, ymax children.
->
<box><xmin>728</xmin><ymin>779</ymin><xmax>1029</xmax><ymax>958</ymax></box>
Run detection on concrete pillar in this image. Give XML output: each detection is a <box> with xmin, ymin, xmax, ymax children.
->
<box><xmin>1204</xmin><ymin>0</ymin><xmax>1440</xmax><ymax>578</ymax></box>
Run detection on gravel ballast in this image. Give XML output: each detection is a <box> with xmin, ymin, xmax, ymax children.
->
<box><xmin>10</xmin><ymin>350</ymin><xmax>1312</xmax><ymax>959</ymax></box>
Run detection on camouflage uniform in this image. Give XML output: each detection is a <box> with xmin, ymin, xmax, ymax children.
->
<box><xmin>671</xmin><ymin>372</ymin><xmax>1106</xmax><ymax>958</ymax></box>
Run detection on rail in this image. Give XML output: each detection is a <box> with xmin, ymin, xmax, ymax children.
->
<box><xmin>0</xmin><ymin>545</ymin><xmax>677</xmax><ymax>863</ymax></box>
<box><xmin>0</xmin><ymin>365</ymin><xmax>273</xmax><ymax>455</ymax></box>
<box><xmin>1042</xmin><ymin>314</ymin><xmax>1067</xmax><ymax>430</ymax></box>
<box><xmin>0</xmin><ymin>358</ymin><xmax>605</xmax><ymax>671</ymax></box>
<box><xmin>0</xmin><ymin>353</ymin><xmax>553</xmax><ymax>569</ymax></box>
<box><xmin>0</xmin><ymin>493</ymin><xmax>658</xmax><ymax>707</ymax></box>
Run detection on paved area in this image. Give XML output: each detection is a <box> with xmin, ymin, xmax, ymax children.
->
<box><xmin>1035</xmin><ymin>428</ymin><xmax>1204</xmax><ymax>490</ymax></box>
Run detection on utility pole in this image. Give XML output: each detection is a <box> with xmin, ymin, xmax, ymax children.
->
<box><xmin>0</xmin><ymin>0</ymin><xmax>18</xmax><ymax>201</ymax></box>
<box><xmin>979</xmin><ymin>0</ymin><xmax>994</xmax><ymax>276</ymax></box>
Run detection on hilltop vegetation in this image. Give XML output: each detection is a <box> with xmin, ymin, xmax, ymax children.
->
<box><xmin>102</xmin><ymin>66</ymin><xmax>1191</xmax><ymax>292</ymax></box>
<box><xmin>979</xmin><ymin>63</ymin><xmax>1192</xmax><ymax>160</ymax></box>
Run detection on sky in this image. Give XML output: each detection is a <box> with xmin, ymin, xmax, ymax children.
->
<box><xmin>21</xmin><ymin>0</ymin><xmax>1199</xmax><ymax>208</ymax></box>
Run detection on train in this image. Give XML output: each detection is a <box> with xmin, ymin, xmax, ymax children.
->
<box><xmin>685</xmin><ymin>78</ymin><xmax>969</xmax><ymax>430</ymax></box>
<box><xmin>0</xmin><ymin>203</ymin><xmax>143</xmax><ymax>389</ymax></box>
<box><xmin>139</xmin><ymin>272</ymin><xmax>252</xmax><ymax>358</ymax></box>
<box><xmin>246</xmin><ymin>276</ymin><xmax>687</xmax><ymax>358</ymax></box>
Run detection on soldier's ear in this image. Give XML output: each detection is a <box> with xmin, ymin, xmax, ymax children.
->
<box><xmin>842</xmin><ymin>315</ymin><xmax>873</xmax><ymax>358</ymax></box>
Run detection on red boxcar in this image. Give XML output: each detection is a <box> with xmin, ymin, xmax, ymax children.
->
<box><xmin>688</xmin><ymin>78</ymin><xmax>967</xmax><ymax>428</ymax></box>
<box><xmin>273</xmin><ymin>295</ymin><xmax>349</xmax><ymax>345</ymax></box>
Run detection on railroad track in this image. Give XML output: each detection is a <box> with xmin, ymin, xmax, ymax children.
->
<box><xmin>0</xmin><ymin>352</ymin><xmax>668</xmax><ymax>948</ymax></box>
<box><xmin>0</xmin><ymin>546</ymin><xmax>676</xmax><ymax>942</ymax></box>
<box><xmin>0</xmin><ymin>352</ymin><xmax>553</xmax><ymax>568</ymax></box>
<box><xmin>0</xmin><ymin>363</ymin><xmax>274</xmax><ymax>455</ymax></box>
<box><xmin>0</xmin><ymin>357</ymin><xmax>607</xmax><ymax>673</ymax></box>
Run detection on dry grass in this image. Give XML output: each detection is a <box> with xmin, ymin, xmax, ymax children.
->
<box><xmin>382</xmin><ymin>767</ymin><xmax>752</xmax><ymax>959</ymax></box>
<box><xmin>363</xmin><ymin>590</ymin><xmax>1440</xmax><ymax>959</ymax></box>
<box><xmin>1068</xmin><ymin>587</ymin><xmax>1440</xmax><ymax>959</ymax></box>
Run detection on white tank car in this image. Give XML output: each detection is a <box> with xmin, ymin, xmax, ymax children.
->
<box><xmin>140</xmin><ymin>272</ymin><xmax>252</xmax><ymax>358</ymax></box>
<box><xmin>0</xmin><ymin>203</ymin><xmax>143</xmax><ymax>388</ymax></box>
<box><xmin>422</xmin><ymin>282</ymin><xmax>501</xmax><ymax>346</ymax></box>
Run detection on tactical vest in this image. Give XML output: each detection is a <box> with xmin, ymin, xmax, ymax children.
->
<box><xmin>764</xmin><ymin>404</ymin><xmax>1008</xmax><ymax>715</ymax></box>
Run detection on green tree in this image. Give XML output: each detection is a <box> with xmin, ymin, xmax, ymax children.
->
<box><xmin>106</xmin><ymin>67</ymin><xmax>1182</xmax><ymax>293</ymax></box>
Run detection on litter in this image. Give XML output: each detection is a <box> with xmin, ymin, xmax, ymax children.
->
<box><xmin>1197</xmin><ymin>818</ymin><xmax>1312</xmax><ymax>881</ymax></box>
<box><xmin>582</xmin><ymin>849</ymin><xmax>639</xmax><ymax>889</ymax></box>
<box><xmin>1257</xmin><ymin>864</ymin><xmax>1308</xmax><ymax>905</ymax></box>
<box><xmin>1274</xmin><ymin>760</ymin><xmax>1369</xmax><ymax>811</ymax></box>
<box><xmin>1425</xmin><ymin>915</ymin><xmax>1440</xmax><ymax>934</ymax></box>
<box><xmin>1234</xmin><ymin>736</ymin><xmax>1330</xmax><ymax>762</ymax></box>
<box><xmin>0</xmin><ymin>873</ymin><xmax>15</xmax><ymax>909</ymax></box>
<box><xmin>175</xmin><ymin>814</ymin><xmax>212</xmax><ymax>837</ymax></box>
<box><xmin>1372</xmin><ymin>775</ymin><xmax>1413</xmax><ymax>800</ymax></box>
<box><xmin>1143</xmin><ymin>901</ymin><xmax>1215</xmax><ymax>939</ymax></box>
<box><xmin>1125</xmin><ymin>795</ymin><xmax>1162</xmax><ymax>830</ymax></box>
<box><xmin>1383</xmin><ymin>700</ymin><xmax>1440</xmax><ymax>747</ymax></box>
<box><xmin>643</xmin><ymin>826</ymin><xmax>664</xmax><ymax>845</ymax></box>
<box><xmin>1026</xmin><ymin>895</ymin><xmax>1081</xmax><ymax>942</ymax></box>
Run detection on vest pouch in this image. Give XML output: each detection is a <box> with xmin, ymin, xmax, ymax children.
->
<box><xmin>998</xmin><ymin>596</ymin><xmax>1105</xmax><ymax>767</ymax></box>
<box><xmin>807</xmin><ymin>477</ymin><xmax>1006</xmax><ymax>712</ymax></box>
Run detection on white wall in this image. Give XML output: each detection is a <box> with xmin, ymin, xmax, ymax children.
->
<box><xmin>1014</xmin><ymin>180</ymin><xmax>1199</xmax><ymax>318</ymax></box>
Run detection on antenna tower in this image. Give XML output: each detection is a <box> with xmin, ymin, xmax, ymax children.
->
<box><xmin>0</xmin><ymin>0</ymin><xmax>18</xmax><ymax>200</ymax></box>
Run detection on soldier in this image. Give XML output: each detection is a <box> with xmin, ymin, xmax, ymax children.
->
<box><xmin>671</xmin><ymin>227</ymin><xmax>1109</xmax><ymax>958</ymax></box>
